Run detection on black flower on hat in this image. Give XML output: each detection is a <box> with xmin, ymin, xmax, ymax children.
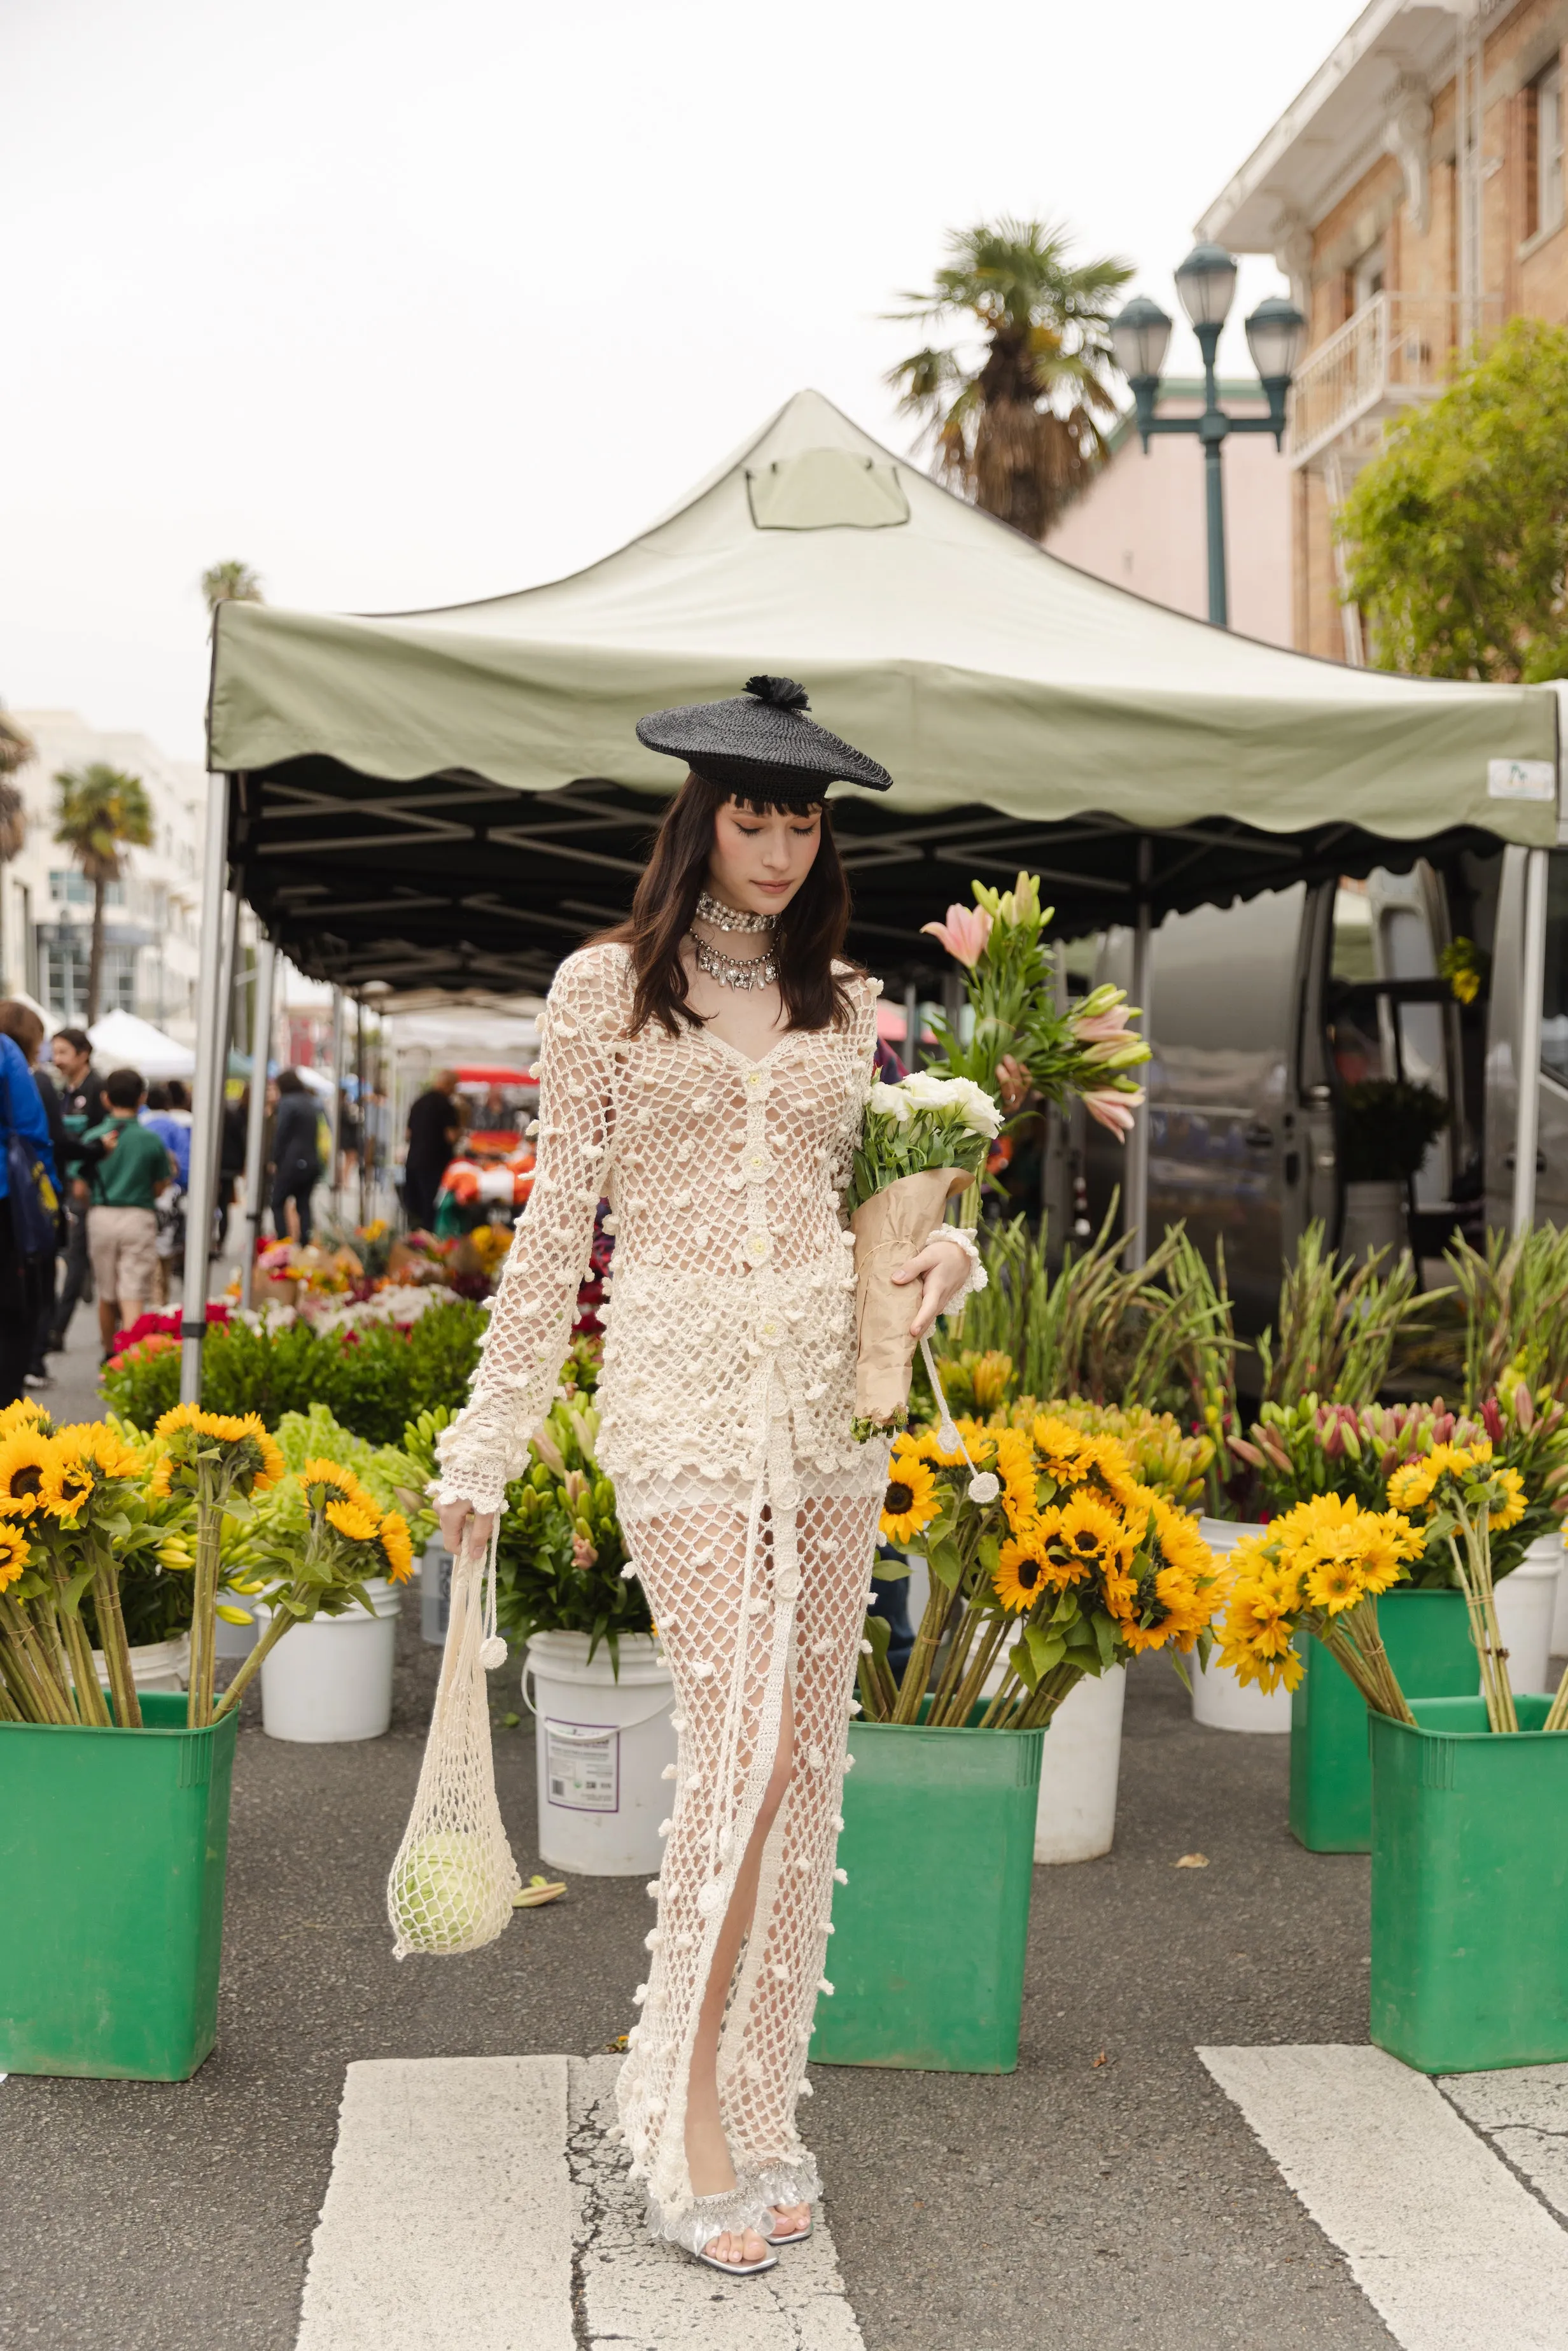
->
<box><xmin>635</xmin><ymin>676</ymin><xmax>892</xmax><ymax>799</ymax></box>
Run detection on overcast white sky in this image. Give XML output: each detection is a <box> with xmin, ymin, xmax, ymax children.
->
<box><xmin>3</xmin><ymin>0</ymin><xmax>1362</xmax><ymax>762</ymax></box>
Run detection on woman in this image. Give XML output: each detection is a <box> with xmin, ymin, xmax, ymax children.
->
<box><xmin>269</xmin><ymin>1069</ymin><xmax>321</xmax><ymax>1243</ymax></box>
<box><xmin>436</xmin><ymin>679</ymin><xmax>981</xmax><ymax>2275</ymax></box>
<box><xmin>0</xmin><ymin>1000</ymin><xmax>60</xmax><ymax>1408</ymax></box>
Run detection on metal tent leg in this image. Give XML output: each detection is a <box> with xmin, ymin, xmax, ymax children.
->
<box><xmin>1511</xmin><ymin>846</ymin><xmax>1550</xmax><ymax>1237</ymax></box>
<box><xmin>239</xmin><ymin>934</ymin><xmax>277</xmax><ymax>1308</ymax></box>
<box><xmin>179</xmin><ymin>775</ymin><xmax>234</xmax><ymax>1404</ymax></box>
<box><xmin>328</xmin><ymin>985</ymin><xmax>346</xmax><ymax>1211</ymax></box>
<box><xmin>1124</xmin><ymin>842</ymin><xmax>1154</xmax><ymax>1270</ymax></box>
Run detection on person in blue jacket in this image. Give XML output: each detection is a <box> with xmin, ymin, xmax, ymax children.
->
<box><xmin>0</xmin><ymin>1004</ymin><xmax>60</xmax><ymax>1408</ymax></box>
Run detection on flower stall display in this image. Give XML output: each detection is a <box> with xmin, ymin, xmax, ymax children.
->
<box><xmin>846</xmin><ymin>1070</ymin><xmax>1000</xmax><ymax>1438</ymax></box>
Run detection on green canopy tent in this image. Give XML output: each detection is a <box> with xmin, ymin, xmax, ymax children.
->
<box><xmin>183</xmin><ymin>388</ymin><xmax>1562</xmax><ymax>1394</ymax></box>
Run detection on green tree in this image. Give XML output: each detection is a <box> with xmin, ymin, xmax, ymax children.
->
<box><xmin>887</xmin><ymin>216</ymin><xmax>1133</xmax><ymax>540</ymax></box>
<box><xmin>1338</xmin><ymin>317</ymin><xmax>1568</xmax><ymax>680</ymax></box>
<box><xmin>200</xmin><ymin>559</ymin><xmax>263</xmax><ymax>618</ymax></box>
<box><xmin>0</xmin><ymin>711</ymin><xmax>32</xmax><ymax>866</ymax></box>
<box><xmin>52</xmin><ymin>764</ymin><xmax>154</xmax><ymax>1023</ymax></box>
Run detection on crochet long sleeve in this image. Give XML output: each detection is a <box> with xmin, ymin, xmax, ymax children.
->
<box><xmin>433</xmin><ymin>953</ymin><xmax>617</xmax><ymax>1515</ymax></box>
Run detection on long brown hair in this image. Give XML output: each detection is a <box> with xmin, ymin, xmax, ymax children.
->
<box><xmin>600</xmin><ymin>770</ymin><xmax>857</xmax><ymax>1039</ymax></box>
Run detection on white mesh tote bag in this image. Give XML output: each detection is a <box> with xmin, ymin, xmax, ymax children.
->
<box><xmin>387</xmin><ymin>1524</ymin><xmax>521</xmax><ymax>1957</ymax></box>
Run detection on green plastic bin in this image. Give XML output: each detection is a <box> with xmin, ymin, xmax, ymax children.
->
<box><xmin>811</xmin><ymin>1716</ymin><xmax>1042</xmax><ymax>2074</ymax></box>
<box><xmin>1290</xmin><ymin>1589</ymin><xmax>1474</xmax><ymax>1853</ymax></box>
<box><xmin>1369</xmin><ymin>1693</ymin><xmax>1568</xmax><ymax>2075</ymax></box>
<box><xmin>0</xmin><ymin>1690</ymin><xmax>238</xmax><ymax>2080</ymax></box>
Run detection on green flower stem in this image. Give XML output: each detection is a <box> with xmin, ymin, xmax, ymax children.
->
<box><xmin>925</xmin><ymin>1599</ymin><xmax>981</xmax><ymax>1720</ymax></box>
<box><xmin>212</xmin><ymin>1600</ymin><xmax>295</xmax><ymax>1721</ymax></box>
<box><xmin>935</xmin><ymin>1612</ymin><xmax>1010</xmax><ymax>1727</ymax></box>
<box><xmin>90</xmin><ymin>1560</ymin><xmax>139</xmax><ymax>1729</ymax></box>
<box><xmin>892</xmin><ymin>1571</ymin><xmax>955</xmax><ymax>1723</ymax></box>
<box><xmin>53</xmin><ymin>1573</ymin><xmax>111</xmax><ymax>1728</ymax></box>
<box><xmin>1544</xmin><ymin>1659</ymin><xmax>1568</xmax><ymax>1734</ymax></box>
<box><xmin>1016</xmin><ymin>1659</ymin><xmax>1086</xmax><ymax>1730</ymax></box>
<box><xmin>36</xmin><ymin>1591</ymin><xmax>81</xmax><ymax>1722</ymax></box>
<box><xmin>0</xmin><ymin>1599</ymin><xmax>74</xmax><ymax>1723</ymax></box>
<box><xmin>187</xmin><ymin>1476</ymin><xmax>225</xmax><ymax>1729</ymax></box>
<box><xmin>976</xmin><ymin>1665</ymin><xmax>1025</xmax><ymax>1730</ymax></box>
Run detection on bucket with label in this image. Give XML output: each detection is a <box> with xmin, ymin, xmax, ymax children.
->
<box><xmin>521</xmin><ymin>1629</ymin><xmax>676</xmax><ymax>1876</ymax></box>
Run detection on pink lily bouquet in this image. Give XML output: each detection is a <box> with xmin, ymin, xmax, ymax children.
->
<box><xmin>922</xmin><ymin>872</ymin><xmax>1149</xmax><ymax>1142</ymax></box>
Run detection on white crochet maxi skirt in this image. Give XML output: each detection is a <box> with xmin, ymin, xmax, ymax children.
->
<box><xmin>610</xmin><ymin>1388</ymin><xmax>886</xmax><ymax>2251</ymax></box>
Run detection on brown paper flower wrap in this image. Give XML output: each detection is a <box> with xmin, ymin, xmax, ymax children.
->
<box><xmin>851</xmin><ymin>1166</ymin><xmax>971</xmax><ymax>1435</ymax></box>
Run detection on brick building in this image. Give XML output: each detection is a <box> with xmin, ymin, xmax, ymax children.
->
<box><xmin>1200</xmin><ymin>0</ymin><xmax>1568</xmax><ymax>661</ymax></box>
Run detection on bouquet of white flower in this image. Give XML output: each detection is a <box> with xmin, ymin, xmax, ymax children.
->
<box><xmin>848</xmin><ymin>1072</ymin><xmax>1002</xmax><ymax>1438</ymax></box>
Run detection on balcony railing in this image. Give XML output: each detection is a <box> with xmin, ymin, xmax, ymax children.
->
<box><xmin>1289</xmin><ymin>291</ymin><xmax>1502</xmax><ymax>469</ymax></box>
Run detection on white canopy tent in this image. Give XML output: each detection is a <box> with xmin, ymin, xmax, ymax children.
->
<box><xmin>181</xmin><ymin>389</ymin><xmax>1565</xmax><ymax>1396</ymax></box>
<box><xmin>87</xmin><ymin>1008</ymin><xmax>198</xmax><ymax>1082</ymax></box>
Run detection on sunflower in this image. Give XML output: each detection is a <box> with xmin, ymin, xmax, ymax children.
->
<box><xmin>1483</xmin><ymin>1464</ymin><xmax>1527</xmax><ymax>1533</ymax></box>
<box><xmin>1030</xmin><ymin>1415</ymin><xmax>1091</xmax><ymax>1483</ymax></box>
<box><xmin>991</xmin><ymin>1428</ymin><xmax>1040</xmax><ymax>1529</ymax></box>
<box><xmin>1387</xmin><ymin>1443</ymin><xmax>1483</xmax><ymax>1515</ymax></box>
<box><xmin>1040</xmin><ymin>1491</ymin><xmax>1133</xmax><ymax>1588</ymax></box>
<box><xmin>0</xmin><ymin>1429</ymin><xmax>53</xmax><ymax>1518</ymax></box>
<box><xmin>1077</xmin><ymin>1433</ymin><xmax>1140</xmax><ymax>1508</ymax></box>
<box><xmin>993</xmin><ymin>1531</ymin><xmax>1053</xmax><ymax>1612</ymax></box>
<box><xmin>378</xmin><ymin>1509</ymin><xmax>415</xmax><ymax>1583</ymax></box>
<box><xmin>54</xmin><ymin>1422</ymin><xmax>141</xmax><ymax>1483</ymax></box>
<box><xmin>879</xmin><ymin>1456</ymin><xmax>940</xmax><ymax>1545</ymax></box>
<box><xmin>1302</xmin><ymin>1537</ymin><xmax>1365</xmax><ymax>1615</ymax></box>
<box><xmin>325</xmin><ymin>1497</ymin><xmax>381</xmax><ymax>1544</ymax></box>
<box><xmin>0</xmin><ymin>1521</ymin><xmax>29</xmax><ymax>1592</ymax></box>
<box><xmin>301</xmin><ymin>1457</ymin><xmax>379</xmax><ymax>1515</ymax></box>
<box><xmin>38</xmin><ymin>1442</ymin><xmax>94</xmax><ymax>1520</ymax></box>
<box><xmin>0</xmin><ymin>1396</ymin><xmax>51</xmax><ymax>1438</ymax></box>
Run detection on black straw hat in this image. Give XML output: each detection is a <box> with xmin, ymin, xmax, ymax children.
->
<box><xmin>635</xmin><ymin>675</ymin><xmax>893</xmax><ymax>800</ymax></box>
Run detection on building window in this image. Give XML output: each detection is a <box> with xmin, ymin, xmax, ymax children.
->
<box><xmin>43</xmin><ymin>940</ymin><xmax>137</xmax><ymax>1022</ymax></box>
<box><xmin>1530</xmin><ymin>61</ymin><xmax>1564</xmax><ymax>239</ymax></box>
<box><xmin>46</xmin><ymin>867</ymin><xmax>124</xmax><ymax>908</ymax></box>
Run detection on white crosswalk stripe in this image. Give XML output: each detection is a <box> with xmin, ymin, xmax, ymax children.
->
<box><xmin>1200</xmin><ymin>2044</ymin><xmax>1568</xmax><ymax>2351</ymax></box>
<box><xmin>295</xmin><ymin>2053</ymin><xmax>865</xmax><ymax>2351</ymax></box>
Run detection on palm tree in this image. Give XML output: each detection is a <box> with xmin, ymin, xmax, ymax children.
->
<box><xmin>887</xmin><ymin>218</ymin><xmax>1133</xmax><ymax>540</ymax></box>
<box><xmin>200</xmin><ymin>559</ymin><xmax>264</xmax><ymax>618</ymax></box>
<box><xmin>52</xmin><ymin>764</ymin><xmax>154</xmax><ymax>1023</ymax></box>
<box><xmin>0</xmin><ymin>712</ymin><xmax>32</xmax><ymax>867</ymax></box>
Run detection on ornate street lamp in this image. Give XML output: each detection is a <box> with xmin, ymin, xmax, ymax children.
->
<box><xmin>1110</xmin><ymin>246</ymin><xmax>1305</xmax><ymax>627</ymax></box>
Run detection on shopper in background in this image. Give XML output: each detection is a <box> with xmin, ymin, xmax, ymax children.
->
<box><xmin>218</xmin><ymin>1081</ymin><xmax>248</xmax><ymax>1249</ymax></box>
<box><xmin>270</xmin><ymin>1067</ymin><xmax>321</xmax><ymax>1243</ymax></box>
<box><xmin>0</xmin><ymin>1002</ymin><xmax>65</xmax><ymax>1395</ymax></box>
<box><xmin>403</xmin><ymin>1067</ymin><xmax>460</xmax><ymax>1230</ymax></box>
<box><xmin>83</xmin><ymin>1067</ymin><xmax>172</xmax><ymax>1359</ymax></box>
<box><xmin>0</xmin><ymin>1007</ymin><xmax>61</xmax><ymax>1408</ymax></box>
<box><xmin>47</xmin><ymin>1025</ymin><xmax>108</xmax><ymax>1349</ymax></box>
<box><xmin>141</xmin><ymin>1083</ymin><xmax>192</xmax><ymax>1186</ymax></box>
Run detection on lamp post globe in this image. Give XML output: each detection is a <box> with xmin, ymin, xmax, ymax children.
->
<box><xmin>1173</xmin><ymin>241</ymin><xmax>1239</xmax><ymax>330</ymax></box>
<box><xmin>1110</xmin><ymin>294</ymin><xmax>1173</xmax><ymax>388</ymax></box>
<box><xmin>1243</xmin><ymin>293</ymin><xmax>1306</xmax><ymax>387</ymax></box>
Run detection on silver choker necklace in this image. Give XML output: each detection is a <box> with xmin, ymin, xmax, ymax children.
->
<box><xmin>694</xmin><ymin>888</ymin><xmax>776</xmax><ymax>935</ymax></box>
<box><xmin>690</xmin><ymin>931</ymin><xmax>778</xmax><ymax>990</ymax></box>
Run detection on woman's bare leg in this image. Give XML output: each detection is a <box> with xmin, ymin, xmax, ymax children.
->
<box><xmin>683</xmin><ymin>1678</ymin><xmax>795</xmax><ymax>2265</ymax></box>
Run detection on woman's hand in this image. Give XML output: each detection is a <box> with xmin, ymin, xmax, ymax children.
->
<box><xmin>439</xmin><ymin>1499</ymin><xmax>496</xmax><ymax>1557</ymax></box>
<box><xmin>996</xmin><ymin>1053</ymin><xmax>1033</xmax><ymax>1116</ymax></box>
<box><xmin>891</xmin><ymin>1237</ymin><xmax>974</xmax><ymax>1342</ymax></box>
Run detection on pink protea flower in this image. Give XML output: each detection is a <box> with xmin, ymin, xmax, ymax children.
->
<box><xmin>1082</xmin><ymin>1085</ymin><xmax>1144</xmax><ymax>1140</ymax></box>
<box><xmin>920</xmin><ymin>903</ymin><xmax>991</xmax><ymax>968</ymax></box>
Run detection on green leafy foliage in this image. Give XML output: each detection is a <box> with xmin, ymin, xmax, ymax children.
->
<box><xmin>1338</xmin><ymin>318</ymin><xmax>1568</xmax><ymax>680</ymax></box>
<box><xmin>101</xmin><ymin>1300</ymin><xmax>489</xmax><ymax>1446</ymax></box>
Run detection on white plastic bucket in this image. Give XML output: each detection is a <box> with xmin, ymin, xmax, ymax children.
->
<box><xmin>1035</xmin><ymin>1665</ymin><xmax>1125</xmax><ymax>1863</ymax></box>
<box><xmin>91</xmin><ymin>1634</ymin><xmax>190</xmax><ymax>1694</ymax></box>
<box><xmin>1543</xmin><ymin>1531</ymin><xmax>1568</xmax><ymax>1661</ymax></box>
<box><xmin>255</xmin><ymin>1579</ymin><xmax>402</xmax><ymax>1741</ymax></box>
<box><xmin>1191</xmin><ymin>1519</ymin><xmax>1292</xmax><ymax>1733</ymax></box>
<box><xmin>1494</xmin><ymin>1540</ymin><xmax>1561</xmax><ymax>1695</ymax></box>
<box><xmin>522</xmin><ymin>1629</ymin><xmax>676</xmax><ymax>1876</ymax></box>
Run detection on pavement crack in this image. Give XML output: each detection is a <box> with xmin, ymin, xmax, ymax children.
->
<box><xmin>564</xmin><ymin>2099</ymin><xmax>608</xmax><ymax>2351</ymax></box>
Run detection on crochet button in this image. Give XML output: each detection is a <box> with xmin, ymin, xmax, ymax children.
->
<box><xmin>745</xmin><ymin>1230</ymin><xmax>771</xmax><ymax>1264</ymax></box>
<box><xmin>743</xmin><ymin>1148</ymin><xmax>773</xmax><ymax>1180</ymax></box>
